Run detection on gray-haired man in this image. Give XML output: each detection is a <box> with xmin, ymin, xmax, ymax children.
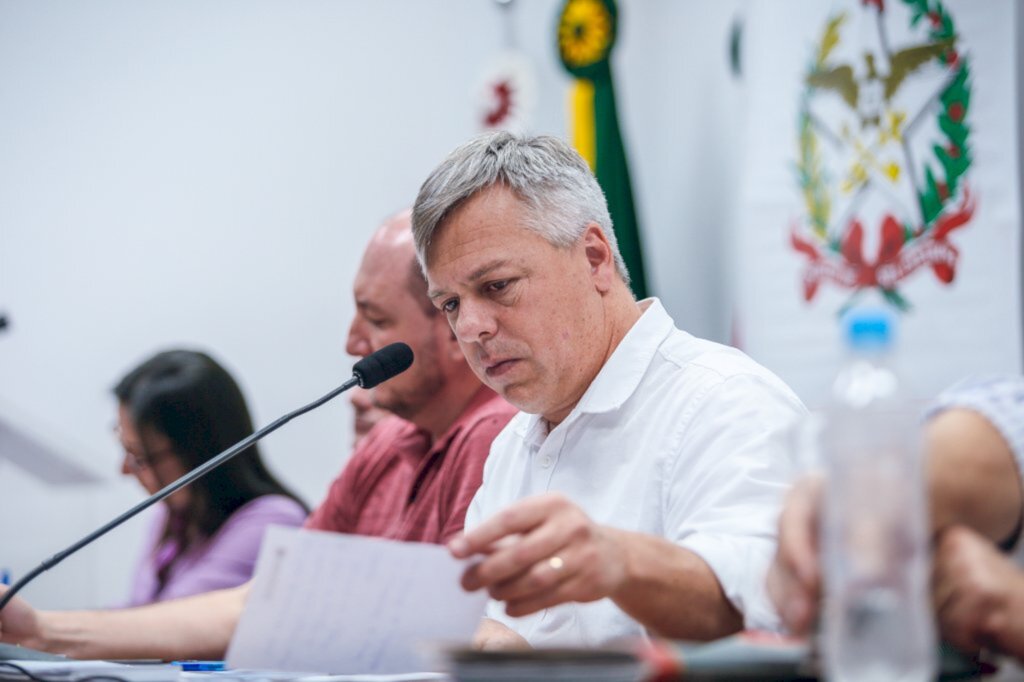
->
<box><xmin>414</xmin><ymin>131</ymin><xmax>806</xmax><ymax>647</ymax></box>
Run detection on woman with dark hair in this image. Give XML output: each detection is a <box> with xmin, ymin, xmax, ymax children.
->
<box><xmin>113</xmin><ymin>349</ymin><xmax>308</xmax><ymax>605</ymax></box>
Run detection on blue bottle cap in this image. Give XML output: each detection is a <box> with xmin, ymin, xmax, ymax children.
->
<box><xmin>841</xmin><ymin>306</ymin><xmax>896</xmax><ymax>352</ymax></box>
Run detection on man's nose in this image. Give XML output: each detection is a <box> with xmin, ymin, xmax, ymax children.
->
<box><xmin>346</xmin><ymin>319</ymin><xmax>372</xmax><ymax>357</ymax></box>
<box><xmin>453</xmin><ymin>299</ymin><xmax>497</xmax><ymax>343</ymax></box>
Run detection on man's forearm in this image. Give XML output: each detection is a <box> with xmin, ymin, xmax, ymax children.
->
<box><xmin>36</xmin><ymin>584</ymin><xmax>246</xmax><ymax>660</ymax></box>
<box><xmin>607</xmin><ymin>529</ymin><xmax>743</xmax><ymax>641</ymax></box>
<box><xmin>927</xmin><ymin>409</ymin><xmax>1022</xmax><ymax>545</ymax></box>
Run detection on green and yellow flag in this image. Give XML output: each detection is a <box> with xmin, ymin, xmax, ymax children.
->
<box><xmin>558</xmin><ymin>0</ymin><xmax>649</xmax><ymax>299</ymax></box>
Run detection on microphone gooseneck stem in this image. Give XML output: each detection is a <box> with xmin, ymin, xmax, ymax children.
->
<box><xmin>0</xmin><ymin>375</ymin><xmax>361</xmax><ymax>613</ymax></box>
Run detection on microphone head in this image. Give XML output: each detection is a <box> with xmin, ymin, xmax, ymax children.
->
<box><xmin>352</xmin><ymin>342</ymin><xmax>414</xmax><ymax>389</ymax></box>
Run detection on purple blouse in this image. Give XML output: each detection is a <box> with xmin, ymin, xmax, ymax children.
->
<box><xmin>125</xmin><ymin>495</ymin><xmax>307</xmax><ymax>606</ymax></box>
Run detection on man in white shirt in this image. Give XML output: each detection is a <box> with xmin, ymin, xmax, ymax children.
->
<box><xmin>412</xmin><ymin>131</ymin><xmax>806</xmax><ymax>646</ymax></box>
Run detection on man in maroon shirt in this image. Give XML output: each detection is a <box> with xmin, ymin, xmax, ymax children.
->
<box><xmin>307</xmin><ymin>209</ymin><xmax>515</xmax><ymax>543</ymax></box>
<box><xmin>0</xmin><ymin>210</ymin><xmax>516</xmax><ymax>660</ymax></box>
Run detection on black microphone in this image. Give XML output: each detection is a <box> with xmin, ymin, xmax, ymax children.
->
<box><xmin>353</xmin><ymin>342</ymin><xmax>414</xmax><ymax>389</ymax></box>
<box><xmin>0</xmin><ymin>342</ymin><xmax>414</xmax><ymax>612</ymax></box>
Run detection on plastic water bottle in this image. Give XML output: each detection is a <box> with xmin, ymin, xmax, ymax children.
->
<box><xmin>820</xmin><ymin>308</ymin><xmax>935</xmax><ymax>682</ymax></box>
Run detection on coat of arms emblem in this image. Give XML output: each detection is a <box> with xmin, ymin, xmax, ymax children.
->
<box><xmin>790</xmin><ymin>0</ymin><xmax>974</xmax><ymax>311</ymax></box>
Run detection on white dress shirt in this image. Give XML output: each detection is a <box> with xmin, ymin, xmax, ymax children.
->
<box><xmin>467</xmin><ymin>298</ymin><xmax>806</xmax><ymax>646</ymax></box>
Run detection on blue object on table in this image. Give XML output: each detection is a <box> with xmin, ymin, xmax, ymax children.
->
<box><xmin>173</xmin><ymin>661</ymin><xmax>227</xmax><ymax>671</ymax></box>
<box><xmin>1</xmin><ymin>569</ymin><xmax>10</xmax><ymax>586</ymax></box>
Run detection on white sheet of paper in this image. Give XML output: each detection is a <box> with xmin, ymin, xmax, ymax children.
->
<box><xmin>226</xmin><ymin>527</ymin><xmax>488</xmax><ymax>675</ymax></box>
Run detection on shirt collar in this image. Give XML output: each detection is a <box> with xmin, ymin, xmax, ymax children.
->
<box><xmin>576</xmin><ymin>297</ymin><xmax>672</xmax><ymax>414</ymax></box>
<box><xmin>516</xmin><ymin>297</ymin><xmax>673</xmax><ymax>446</ymax></box>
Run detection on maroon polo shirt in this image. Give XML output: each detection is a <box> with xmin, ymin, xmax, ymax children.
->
<box><xmin>306</xmin><ymin>387</ymin><xmax>516</xmax><ymax>544</ymax></box>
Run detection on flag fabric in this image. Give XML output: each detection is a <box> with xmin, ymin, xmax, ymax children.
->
<box><xmin>557</xmin><ymin>0</ymin><xmax>649</xmax><ymax>299</ymax></box>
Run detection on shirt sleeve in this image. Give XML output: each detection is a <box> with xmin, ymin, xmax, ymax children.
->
<box><xmin>159</xmin><ymin>496</ymin><xmax>307</xmax><ymax>600</ymax></box>
<box><xmin>667</xmin><ymin>373</ymin><xmax>806</xmax><ymax>632</ymax></box>
<box><xmin>925</xmin><ymin>375</ymin><xmax>1024</xmax><ymax>474</ymax></box>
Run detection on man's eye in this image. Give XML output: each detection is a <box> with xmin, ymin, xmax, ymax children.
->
<box><xmin>488</xmin><ymin>280</ymin><xmax>510</xmax><ymax>293</ymax></box>
<box><xmin>442</xmin><ymin>299</ymin><xmax>459</xmax><ymax>313</ymax></box>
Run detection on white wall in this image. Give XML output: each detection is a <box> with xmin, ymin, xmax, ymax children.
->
<box><xmin>0</xmin><ymin>0</ymin><xmax>746</xmax><ymax>608</ymax></box>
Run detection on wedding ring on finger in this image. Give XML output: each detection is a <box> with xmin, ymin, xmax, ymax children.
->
<box><xmin>547</xmin><ymin>555</ymin><xmax>565</xmax><ymax>571</ymax></box>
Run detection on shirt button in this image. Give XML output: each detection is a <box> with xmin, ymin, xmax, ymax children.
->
<box><xmin>540</xmin><ymin>455</ymin><xmax>553</xmax><ymax>468</ymax></box>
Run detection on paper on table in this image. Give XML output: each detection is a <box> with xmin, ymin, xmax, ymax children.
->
<box><xmin>226</xmin><ymin>527</ymin><xmax>488</xmax><ymax>675</ymax></box>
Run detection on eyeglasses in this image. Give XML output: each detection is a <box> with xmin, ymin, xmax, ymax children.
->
<box><xmin>113</xmin><ymin>425</ymin><xmax>177</xmax><ymax>472</ymax></box>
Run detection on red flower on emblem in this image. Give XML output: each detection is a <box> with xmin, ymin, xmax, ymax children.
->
<box><xmin>839</xmin><ymin>217</ymin><xmax>906</xmax><ymax>286</ymax></box>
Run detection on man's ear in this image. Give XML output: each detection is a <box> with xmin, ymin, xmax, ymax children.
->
<box><xmin>582</xmin><ymin>224</ymin><xmax>616</xmax><ymax>292</ymax></box>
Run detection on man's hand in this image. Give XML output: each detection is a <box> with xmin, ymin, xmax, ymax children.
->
<box><xmin>0</xmin><ymin>586</ymin><xmax>43</xmax><ymax>649</ymax></box>
<box><xmin>472</xmin><ymin>617</ymin><xmax>531</xmax><ymax>651</ymax></box>
<box><xmin>766</xmin><ymin>476</ymin><xmax>823</xmax><ymax>636</ymax></box>
<box><xmin>449</xmin><ymin>493</ymin><xmax>627</xmax><ymax>617</ymax></box>
<box><xmin>933</xmin><ymin>526</ymin><xmax>1024</xmax><ymax>660</ymax></box>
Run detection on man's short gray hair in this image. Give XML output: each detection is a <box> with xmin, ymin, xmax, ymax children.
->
<box><xmin>412</xmin><ymin>131</ymin><xmax>630</xmax><ymax>283</ymax></box>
